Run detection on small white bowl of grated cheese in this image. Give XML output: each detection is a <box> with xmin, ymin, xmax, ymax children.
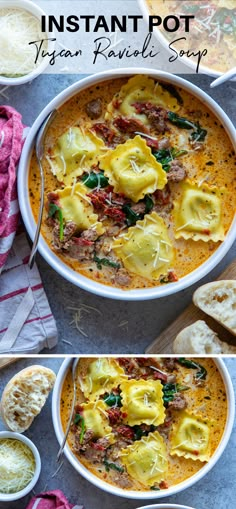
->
<box><xmin>0</xmin><ymin>0</ymin><xmax>54</xmax><ymax>86</ymax></box>
<box><xmin>0</xmin><ymin>431</ymin><xmax>41</xmax><ymax>501</ymax></box>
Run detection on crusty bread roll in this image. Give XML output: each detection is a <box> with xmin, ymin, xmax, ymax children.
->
<box><xmin>0</xmin><ymin>365</ymin><xmax>56</xmax><ymax>433</ymax></box>
<box><xmin>173</xmin><ymin>320</ymin><xmax>236</xmax><ymax>354</ymax></box>
<box><xmin>193</xmin><ymin>280</ymin><xmax>236</xmax><ymax>336</ymax></box>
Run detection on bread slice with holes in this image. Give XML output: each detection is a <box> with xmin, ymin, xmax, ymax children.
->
<box><xmin>193</xmin><ymin>280</ymin><xmax>236</xmax><ymax>336</ymax></box>
<box><xmin>0</xmin><ymin>365</ymin><xmax>56</xmax><ymax>433</ymax></box>
<box><xmin>173</xmin><ymin>320</ymin><xmax>236</xmax><ymax>354</ymax></box>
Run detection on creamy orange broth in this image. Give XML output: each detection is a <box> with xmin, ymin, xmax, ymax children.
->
<box><xmin>29</xmin><ymin>77</ymin><xmax>236</xmax><ymax>289</ymax></box>
<box><xmin>60</xmin><ymin>357</ymin><xmax>227</xmax><ymax>491</ymax></box>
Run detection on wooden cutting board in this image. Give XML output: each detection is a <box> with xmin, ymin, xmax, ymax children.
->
<box><xmin>0</xmin><ymin>358</ymin><xmax>17</xmax><ymax>370</ymax></box>
<box><xmin>146</xmin><ymin>260</ymin><xmax>236</xmax><ymax>354</ymax></box>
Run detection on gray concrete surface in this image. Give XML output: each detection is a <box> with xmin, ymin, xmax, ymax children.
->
<box><xmin>1</xmin><ymin>73</ymin><xmax>235</xmax><ymax>354</ymax></box>
<box><xmin>0</xmin><ymin>356</ymin><xmax>235</xmax><ymax>509</ymax></box>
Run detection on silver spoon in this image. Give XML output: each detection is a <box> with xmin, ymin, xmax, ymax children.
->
<box><xmin>57</xmin><ymin>357</ymin><xmax>79</xmax><ymax>463</ymax></box>
<box><xmin>28</xmin><ymin>109</ymin><xmax>57</xmax><ymax>269</ymax></box>
<box><xmin>210</xmin><ymin>67</ymin><xmax>236</xmax><ymax>88</ymax></box>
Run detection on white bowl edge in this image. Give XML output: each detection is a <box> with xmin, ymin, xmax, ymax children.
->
<box><xmin>136</xmin><ymin>505</ymin><xmax>195</xmax><ymax>509</ymax></box>
<box><xmin>51</xmin><ymin>357</ymin><xmax>235</xmax><ymax>500</ymax></box>
<box><xmin>18</xmin><ymin>68</ymin><xmax>236</xmax><ymax>300</ymax></box>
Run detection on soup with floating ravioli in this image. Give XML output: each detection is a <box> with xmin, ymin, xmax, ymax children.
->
<box><xmin>60</xmin><ymin>357</ymin><xmax>227</xmax><ymax>492</ymax></box>
<box><xmin>145</xmin><ymin>0</ymin><xmax>236</xmax><ymax>74</ymax></box>
<box><xmin>29</xmin><ymin>75</ymin><xmax>236</xmax><ymax>290</ymax></box>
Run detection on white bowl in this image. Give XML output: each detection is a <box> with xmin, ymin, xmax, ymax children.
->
<box><xmin>138</xmin><ymin>0</ymin><xmax>236</xmax><ymax>79</ymax></box>
<box><xmin>0</xmin><ymin>0</ymin><xmax>54</xmax><ymax>86</ymax></box>
<box><xmin>52</xmin><ymin>358</ymin><xmax>235</xmax><ymax>500</ymax></box>
<box><xmin>137</xmin><ymin>505</ymin><xmax>195</xmax><ymax>509</ymax></box>
<box><xmin>0</xmin><ymin>431</ymin><xmax>41</xmax><ymax>502</ymax></box>
<box><xmin>18</xmin><ymin>68</ymin><xmax>236</xmax><ymax>301</ymax></box>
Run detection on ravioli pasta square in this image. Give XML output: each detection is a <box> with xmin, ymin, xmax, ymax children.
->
<box><xmin>174</xmin><ymin>180</ymin><xmax>224</xmax><ymax>242</ymax></box>
<box><xmin>57</xmin><ymin>183</ymin><xmax>104</xmax><ymax>235</ymax></box>
<box><xmin>48</xmin><ymin>126</ymin><xmax>106</xmax><ymax>185</ymax></box>
<box><xmin>170</xmin><ymin>412</ymin><xmax>211</xmax><ymax>462</ymax></box>
<box><xmin>119</xmin><ymin>432</ymin><xmax>168</xmax><ymax>486</ymax></box>
<box><xmin>81</xmin><ymin>401</ymin><xmax>114</xmax><ymax>442</ymax></box>
<box><xmin>100</xmin><ymin>135</ymin><xmax>167</xmax><ymax>202</ymax></box>
<box><xmin>105</xmin><ymin>75</ymin><xmax>179</xmax><ymax>124</ymax></box>
<box><xmin>79</xmin><ymin>358</ymin><xmax>126</xmax><ymax>401</ymax></box>
<box><xmin>113</xmin><ymin>212</ymin><xmax>174</xmax><ymax>280</ymax></box>
<box><xmin>120</xmin><ymin>379</ymin><xmax>165</xmax><ymax>426</ymax></box>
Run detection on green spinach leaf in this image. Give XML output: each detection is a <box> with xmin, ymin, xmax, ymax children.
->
<box><xmin>177</xmin><ymin>358</ymin><xmax>207</xmax><ymax>381</ymax></box>
<box><xmin>49</xmin><ymin>203</ymin><xmax>64</xmax><ymax>241</ymax></box>
<box><xmin>103</xmin><ymin>393</ymin><xmax>122</xmax><ymax>407</ymax></box>
<box><xmin>94</xmin><ymin>255</ymin><xmax>120</xmax><ymax>270</ymax></box>
<box><xmin>82</xmin><ymin>171</ymin><xmax>109</xmax><ymax>189</ymax></box>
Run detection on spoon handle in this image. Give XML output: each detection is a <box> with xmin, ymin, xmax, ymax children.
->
<box><xmin>29</xmin><ymin>110</ymin><xmax>57</xmax><ymax>269</ymax></box>
<box><xmin>210</xmin><ymin>67</ymin><xmax>236</xmax><ymax>88</ymax></box>
<box><xmin>57</xmin><ymin>358</ymin><xmax>79</xmax><ymax>462</ymax></box>
<box><xmin>28</xmin><ymin>158</ymin><xmax>45</xmax><ymax>269</ymax></box>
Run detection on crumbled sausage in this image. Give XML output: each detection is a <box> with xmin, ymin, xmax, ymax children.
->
<box><xmin>81</xmin><ymin>228</ymin><xmax>100</xmax><ymax>242</ymax></box>
<box><xmin>86</xmin><ymin>98</ymin><xmax>102</xmax><ymax>119</ymax></box>
<box><xmin>67</xmin><ymin>237</ymin><xmax>95</xmax><ymax>261</ymax></box>
<box><xmin>167</xmin><ymin>159</ymin><xmax>186</xmax><ymax>182</ymax></box>
<box><xmin>168</xmin><ymin>393</ymin><xmax>187</xmax><ymax>410</ymax></box>
<box><xmin>52</xmin><ymin>221</ymin><xmax>77</xmax><ymax>250</ymax></box>
<box><xmin>158</xmin><ymin>137</ymin><xmax>171</xmax><ymax>150</ymax></box>
<box><xmin>133</xmin><ymin>102</ymin><xmax>168</xmax><ymax>133</ymax></box>
<box><xmin>114</xmin><ymin>269</ymin><xmax>131</xmax><ymax>287</ymax></box>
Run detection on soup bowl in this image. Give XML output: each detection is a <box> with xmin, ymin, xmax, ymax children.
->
<box><xmin>51</xmin><ymin>357</ymin><xmax>235</xmax><ymax>500</ymax></box>
<box><xmin>18</xmin><ymin>68</ymin><xmax>236</xmax><ymax>300</ymax></box>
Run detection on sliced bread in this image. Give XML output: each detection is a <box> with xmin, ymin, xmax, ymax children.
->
<box><xmin>0</xmin><ymin>365</ymin><xmax>56</xmax><ymax>433</ymax></box>
<box><xmin>173</xmin><ymin>320</ymin><xmax>236</xmax><ymax>354</ymax></box>
<box><xmin>193</xmin><ymin>280</ymin><xmax>236</xmax><ymax>336</ymax></box>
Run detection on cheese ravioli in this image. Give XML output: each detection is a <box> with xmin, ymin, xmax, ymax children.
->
<box><xmin>170</xmin><ymin>412</ymin><xmax>211</xmax><ymax>462</ymax></box>
<box><xmin>105</xmin><ymin>75</ymin><xmax>179</xmax><ymax>124</ymax></box>
<box><xmin>81</xmin><ymin>401</ymin><xmax>114</xmax><ymax>442</ymax></box>
<box><xmin>57</xmin><ymin>183</ymin><xmax>104</xmax><ymax>235</ymax></box>
<box><xmin>113</xmin><ymin>212</ymin><xmax>174</xmax><ymax>280</ymax></box>
<box><xmin>79</xmin><ymin>358</ymin><xmax>126</xmax><ymax>401</ymax></box>
<box><xmin>119</xmin><ymin>432</ymin><xmax>168</xmax><ymax>486</ymax></box>
<box><xmin>120</xmin><ymin>379</ymin><xmax>165</xmax><ymax>426</ymax></box>
<box><xmin>49</xmin><ymin>126</ymin><xmax>106</xmax><ymax>185</ymax></box>
<box><xmin>174</xmin><ymin>180</ymin><xmax>224</xmax><ymax>242</ymax></box>
<box><xmin>100</xmin><ymin>135</ymin><xmax>167</xmax><ymax>202</ymax></box>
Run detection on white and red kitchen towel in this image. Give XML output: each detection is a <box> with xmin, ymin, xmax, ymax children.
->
<box><xmin>0</xmin><ymin>105</ymin><xmax>23</xmax><ymax>268</ymax></box>
<box><xmin>0</xmin><ymin>105</ymin><xmax>57</xmax><ymax>353</ymax></box>
<box><xmin>26</xmin><ymin>490</ymin><xmax>83</xmax><ymax>509</ymax></box>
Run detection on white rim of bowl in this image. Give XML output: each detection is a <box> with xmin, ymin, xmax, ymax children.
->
<box><xmin>0</xmin><ymin>431</ymin><xmax>41</xmax><ymax>501</ymax></box>
<box><xmin>137</xmin><ymin>505</ymin><xmax>195</xmax><ymax>509</ymax></box>
<box><xmin>138</xmin><ymin>0</ymin><xmax>236</xmax><ymax>79</ymax></box>
<box><xmin>0</xmin><ymin>0</ymin><xmax>55</xmax><ymax>86</ymax></box>
<box><xmin>18</xmin><ymin>68</ymin><xmax>236</xmax><ymax>301</ymax></box>
<box><xmin>52</xmin><ymin>357</ymin><xmax>235</xmax><ymax>500</ymax></box>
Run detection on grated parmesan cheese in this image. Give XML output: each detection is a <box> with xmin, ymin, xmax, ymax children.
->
<box><xmin>0</xmin><ymin>438</ymin><xmax>35</xmax><ymax>494</ymax></box>
<box><xmin>0</xmin><ymin>8</ymin><xmax>47</xmax><ymax>77</ymax></box>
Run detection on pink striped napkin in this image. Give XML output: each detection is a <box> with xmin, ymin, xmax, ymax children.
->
<box><xmin>0</xmin><ymin>105</ymin><xmax>24</xmax><ymax>270</ymax></box>
<box><xmin>0</xmin><ymin>105</ymin><xmax>58</xmax><ymax>353</ymax></box>
<box><xmin>0</xmin><ymin>231</ymin><xmax>58</xmax><ymax>353</ymax></box>
<box><xmin>26</xmin><ymin>490</ymin><xmax>83</xmax><ymax>509</ymax></box>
